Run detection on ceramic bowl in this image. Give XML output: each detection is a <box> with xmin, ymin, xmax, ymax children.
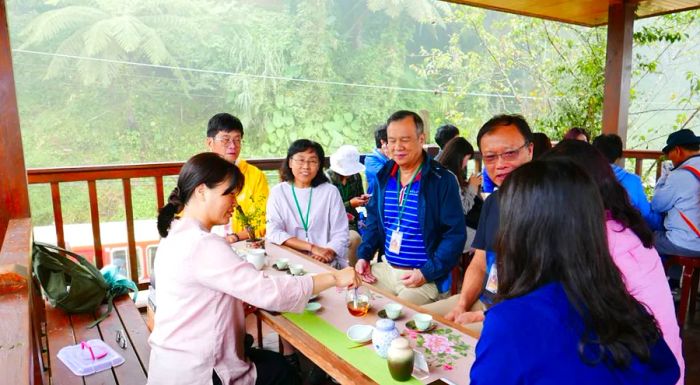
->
<box><xmin>346</xmin><ymin>324</ymin><xmax>373</xmax><ymax>343</ymax></box>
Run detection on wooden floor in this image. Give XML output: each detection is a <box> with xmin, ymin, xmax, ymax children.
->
<box><xmin>140</xmin><ymin>305</ymin><xmax>700</xmax><ymax>385</ymax></box>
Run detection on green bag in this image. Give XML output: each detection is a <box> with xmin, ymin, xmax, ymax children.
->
<box><xmin>32</xmin><ymin>242</ymin><xmax>109</xmax><ymax>314</ymax></box>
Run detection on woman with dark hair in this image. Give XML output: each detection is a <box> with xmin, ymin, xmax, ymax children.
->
<box><xmin>530</xmin><ymin>132</ymin><xmax>552</xmax><ymax>159</ymax></box>
<box><xmin>542</xmin><ymin>140</ymin><xmax>684</xmax><ymax>383</ymax></box>
<box><xmin>437</xmin><ymin>137</ymin><xmax>482</xmax><ymax>244</ymax></box>
<box><xmin>470</xmin><ymin>160</ymin><xmax>679</xmax><ymax>384</ymax></box>
<box><xmin>148</xmin><ymin>153</ymin><xmax>360</xmax><ymax>385</ymax></box>
<box><xmin>267</xmin><ymin>139</ymin><xmax>350</xmax><ymax>267</ymax></box>
<box><xmin>563</xmin><ymin>126</ymin><xmax>590</xmax><ymax>142</ymax></box>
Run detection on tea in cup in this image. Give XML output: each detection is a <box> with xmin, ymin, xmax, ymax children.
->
<box><xmin>413</xmin><ymin>313</ymin><xmax>432</xmax><ymax>331</ymax></box>
<box><xmin>384</xmin><ymin>303</ymin><xmax>403</xmax><ymax>320</ymax></box>
<box><xmin>275</xmin><ymin>258</ymin><xmax>289</xmax><ymax>269</ymax></box>
<box><xmin>289</xmin><ymin>264</ymin><xmax>304</xmax><ymax>276</ymax></box>
<box><xmin>246</xmin><ymin>250</ymin><xmax>266</xmax><ymax>270</ymax></box>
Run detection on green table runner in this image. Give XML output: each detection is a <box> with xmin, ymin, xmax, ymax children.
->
<box><xmin>283</xmin><ymin>311</ymin><xmax>423</xmax><ymax>384</ymax></box>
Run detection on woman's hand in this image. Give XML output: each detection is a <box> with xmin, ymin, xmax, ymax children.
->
<box><xmin>467</xmin><ymin>173</ymin><xmax>482</xmax><ymax>189</ymax></box>
<box><xmin>350</xmin><ymin>196</ymin><xmax>369</xmax><ymax>208</ymax></box>
<box><xmin>333</xmin><ymin>267</ymin><xmax>362</xmax><ymax>289</ymax></box>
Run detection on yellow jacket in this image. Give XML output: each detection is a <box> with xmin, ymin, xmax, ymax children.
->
<box><xmin>231</xmin><ymin>159</ymin><xmax>269</xmax><ymax>236</ymax></box>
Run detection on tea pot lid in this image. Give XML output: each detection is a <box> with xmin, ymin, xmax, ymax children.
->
<box><xmin>375</xmin><ymin>318</ymin><xmax>395</xmax><ymax>330</ymax></box>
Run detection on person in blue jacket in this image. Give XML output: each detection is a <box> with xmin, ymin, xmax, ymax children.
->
<box><xmin>364</xmin><ymin>124</ymin><xmax>390</xmax><ymax>195</ymax></box>
<box><xmin>592</xmin><ymin>134</ymin><xmax>662</xmax><ymax>229</ymax></box>
<box><xmin>355</xmin><ymin>110</ymin><xmax>465</xmax><ymax>305</ymax></box>
<box><xmin>470</xmin><ymin>159</ymin><xmax>680</xmax><ymax>385</ymax></box>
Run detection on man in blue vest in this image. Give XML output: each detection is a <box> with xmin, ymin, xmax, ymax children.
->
<box><xmin>652</xmin><ymin>129</ymin><xmax>700</xmax><ymax>257</ymax></box>
<box><xmin>355</xmin><ymin>111</ymin><xmax>465</xmax><ymax>305</ymax></box>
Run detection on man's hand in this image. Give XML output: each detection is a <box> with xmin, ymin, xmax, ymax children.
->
<box><xmin>455</xmin><ymin>310</ymin><xmax>485</xmax><ymax>324</ymax></box>
<box><xmin>310</xmin><ymin>245</ymin><xmax>335</xmax><ymax>263</ymax></box>
<box><xmin>444</xmin><ymin>304</ymin><xmax>467</xmax><ymax>322</ymax></box>
<box><xmin>332</xmin><ymin>267</ymin><xmax>362</xmax><ymax>289</ymax></box>
<box><xmin>355</xmin><ymin>259</ymin><xmax>377</xmax><ymax>283</ymax></box>
<box><xmin>400</xmin><ymin>268</ymin><xmax>426</xmax><ymax>288</ymax></box>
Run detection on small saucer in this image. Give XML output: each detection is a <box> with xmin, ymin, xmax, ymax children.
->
<box><xmin>377</xmin><ymin>309</ymin><xmax>402</xmax><ymax>320</ymax></box>
<box><xmin>272</xmin><ymin>264</ymin><xmax>289</xmax><ymax>271</ymax></box>
<box><xmin>405</xmin><ymin>320</ymin><xmax>437</xmax><ymax>333</ymax></box>
<box><xmin>305</xmin><ymin>302</ymin><xmax>322</xmax><ymax>313</ymax></box>
<box><xmin>287</xmin><ymin>270</ymin><xmax>306</xmax><ymax>276</ymax></box>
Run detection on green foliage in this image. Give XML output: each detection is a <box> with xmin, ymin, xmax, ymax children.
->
<box><xmin>7</xmin><ymin>1</ymin><xmax>700</xmax><ymax>226</ymax></box>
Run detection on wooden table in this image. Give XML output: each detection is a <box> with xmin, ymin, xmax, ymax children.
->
<box><xmin>241</xmin><ymin>241</ymin><xmax>479</xmax><ymax>385</ymax></box>
<box><xmin>45</xmin><ymin>295</ymin><xmax>151</xmax><ymax>385</ymax></box>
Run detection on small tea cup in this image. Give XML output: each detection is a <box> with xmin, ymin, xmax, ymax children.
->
<box><xmin>413</xmin><ymin>313</ymin><xmax>433</xmax><ymax>331</ymax></box>
<box><xmin>384</xmin><ymin>303</ymin><xmax>403</xmax><ymax>320</ymax></box>
<box><xmin>275</xmin><ymin>258</ymin><xmax>289</xmax><ymax>269</ymax></box>
<box><xmin>246</xmin><ymin>250</ymin><xmax>266</xmax><ymax>270</ymax></box>
<box><xmin>289</xmin><ymin>264</ymin><xmax>304</xmax><ymax>276</ymax></box>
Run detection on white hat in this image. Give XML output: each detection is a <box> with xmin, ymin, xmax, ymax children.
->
<box><xmin>330</xmin><ymin>145</ymin><xmax>365</xmax><ymax>176</ymax></box>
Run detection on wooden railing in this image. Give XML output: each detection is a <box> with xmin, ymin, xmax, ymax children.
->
<box><xmin>26</xmin><ymin>149</ymin><xmax>663</xmax><ymax>290</ymax></box>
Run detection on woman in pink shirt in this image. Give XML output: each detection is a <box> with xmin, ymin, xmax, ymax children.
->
<box><xmin>148</xmin><ymin>153</ymin><xmax>360</xmax><ymax>385</ymax></box>
<box><xmin>544</xmin><ymin>141</ymin><xmax>684</xmax><ymax>384</ymax></box>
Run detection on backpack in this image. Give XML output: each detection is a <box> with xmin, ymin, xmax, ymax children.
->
<box><xmin>32</xmin><ymin>242</ymin><xmax>137</xmax><ymax>328</ymax></box>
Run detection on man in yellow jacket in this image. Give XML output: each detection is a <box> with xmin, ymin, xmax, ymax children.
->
<box><xmin>206</xmin><ymin>113</ymin><xmax>269</xmax><ymax>243</ymax></box>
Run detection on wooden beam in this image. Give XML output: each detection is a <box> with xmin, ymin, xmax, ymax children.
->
<box><xmin>601</xmin><ymin>1</ymin><xmax>635</xmax><ymax>146</ymax></box>
<box><xmin>0</xmin><ymin>0</ymin><xmax>30</xmax><ymax>239</ymax></box>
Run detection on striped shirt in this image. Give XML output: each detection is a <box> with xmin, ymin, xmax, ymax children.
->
<box><xmin>383</xmin><ymin>172</ymin><xmax>428</xmax><ymax>267</ymax></box>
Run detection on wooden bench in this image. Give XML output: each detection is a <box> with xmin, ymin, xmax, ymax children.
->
<box><xmin>44</xmin><ymin>294</ymin><xmax>151</xmax><ymax>385</ymax></box>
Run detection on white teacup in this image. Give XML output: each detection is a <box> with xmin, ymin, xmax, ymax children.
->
<box><xmin>413</xmin><ymin>313</ymin><xmax>433</xmax><ymax>331</ymax></box>
<box><xmin>275</xmin><ymin>258</ymin><xmax>289</xmax><ymax>269</ymax></box>
<box><xmin>246</xmin><ymin>250</ymin><xmax>266</xmax><ymax>270</ymax></box>
<box><xmin>289</xmin><ymin>264</ymin><xmax>304</xmax><ymax>276</ymax></box>
<box><xmin>384</xmin><ymin>303</ymin><xmax>403</xmax><ymax>320</ymax></box>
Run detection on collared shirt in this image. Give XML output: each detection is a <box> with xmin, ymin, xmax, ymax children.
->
<box><xmin>383</xmin><ymin>165</ymin><xmax>428</xmax><ymax>267</ymax></box>
<box><xmin>148</xmin><ymin>218</ymin><xmax>312</xmax><ymax>385</ymax></box>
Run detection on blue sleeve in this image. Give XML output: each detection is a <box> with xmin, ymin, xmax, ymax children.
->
<box><xmin>627</xmin><ymin>175</ymin><xmax>663</xmax><ymax>230</ymax></box>
<box><xmin>482</xmin><ymin>168</ymin><xmax>495</xmax><ymax>193</ymax></box>
<box><xmin>470</xmin><ymin>306</ymin><xmax>523</xmax><ymax>385</ymax></box>
<box><xmin>471</xmin><ymin>193</ymin><xmax>496</xmax><ymax>250</ymax></box>
<box><xmin>357</xmin><ymin>178</ymin><xmax>383</xmax><ymax>261</ymax></box>
<box><xmin>420</xmin><ymin>174</ymin><xmax>466</xmax><ymax>282</ymax></box>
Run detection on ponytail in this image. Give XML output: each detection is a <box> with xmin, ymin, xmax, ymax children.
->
<box><xmin>157</xmin><ymin>187</ymin><xmax>184</xmax><ymax>237</ymax></box>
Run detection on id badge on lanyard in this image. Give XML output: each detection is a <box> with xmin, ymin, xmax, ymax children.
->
<box><xmin>389</xmin><ymin>230</ymin><xmax>403</xmax><ymax>254</ymax></box>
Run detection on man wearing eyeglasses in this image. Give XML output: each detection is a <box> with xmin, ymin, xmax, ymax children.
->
<box><xmin>206</xmin><ymin>113</ymin><xmax>269</xmax><ymax>243</ymax></box>
<box><xmin>423</xmin><ymin>114</ymin><xmax>533</xmax><ymax>330</ymax></box>
<box><xmin>355</xmin><ymin>110</ymin><xmax>466</xmax><ymax>305</ymax></box>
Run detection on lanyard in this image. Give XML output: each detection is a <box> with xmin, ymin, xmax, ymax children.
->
<box><xmin>396</xmin><ymin>165</ymin><xmax>422</xmax><ymax>230</ymax></box>
<box><xmin>291</xmin><ymin>184</ymin><xmax>313</xmax><ymax>239</ymax></box>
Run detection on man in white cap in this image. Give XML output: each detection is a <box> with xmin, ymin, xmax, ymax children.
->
<box><xmin>652</xmin><ymin>129</ymin><xmax>700</xmax><ymax>257</ymax></box>
<box><xmin>327</xmin><ymin>145</ymin><xmax>370</xmax><ymax>266</ymax></box>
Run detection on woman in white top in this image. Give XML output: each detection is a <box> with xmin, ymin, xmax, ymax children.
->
<box><xmin>148</xmin><ymin>152</ymin><xmax>360</xmax><ymax>385</ymax></box>
<box><xmin>267</xmin><ymin>139</ymin><xmax>350</xmax><ymax>268</ymax></box>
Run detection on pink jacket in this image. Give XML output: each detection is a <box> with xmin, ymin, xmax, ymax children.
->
<box><xmin>606</xmin><ymin>220</ymin><xmax>684</xmax><ymax>384</ymax></box>
<box><xmin>147</xmin><ymin>218</ymin><xmax>313</xmax><ymax>385</ymax></box>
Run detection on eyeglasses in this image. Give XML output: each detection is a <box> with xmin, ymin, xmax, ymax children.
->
<box><xmin>291</xmin><ymin>158</ymin><xmax>320</xmax><ymax>167</ymax></box>
<box><xmin>115</xmin><ymin>329</ymin><xmax>128</xmax><ymax>350</ymax></box>
<box><xmin>214</xmin><ymin>137</ymin><xmax>243</xmax><ymax>147</ymax></box>
<box><xmin>482</xmin><ymin>142</ymin><xmax>529</xmax><ymax>164</ymax></box>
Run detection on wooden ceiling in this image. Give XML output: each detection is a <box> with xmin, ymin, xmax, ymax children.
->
<box><xmin>442</xmin><ymin>0</ymin><xmax>700</xmax><ymax>27</ymax></box>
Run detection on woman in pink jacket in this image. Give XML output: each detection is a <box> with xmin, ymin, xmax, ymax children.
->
<box><xmin>147</xmin><ymin>153</ymin><xmax>360</xmax><ymax>385</ymax></box>
<box><xmin>544</xmin><ymin>141</ymin><xmax>684</xmax><ymax>384</ymax></box>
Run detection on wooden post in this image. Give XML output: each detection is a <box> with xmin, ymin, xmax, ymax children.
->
<box><xmin>0</xmin><ymin>0</ymin><xmax>30</xmax><ymax>244</ymax></box>
<box><xmin>601</xmin><ymin>1</ymin><xmax>635</xmax><ymax>147</ymax></box>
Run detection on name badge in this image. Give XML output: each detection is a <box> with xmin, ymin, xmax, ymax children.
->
<box><xmin>485</xmin><ymin>265</ymin><xmax>498</xmax><ymax>294</ymax></box>
<box><xmin>389</xmin><ymin>230</ymin><xmax>403</xmax><ymax>254</ymax></box>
